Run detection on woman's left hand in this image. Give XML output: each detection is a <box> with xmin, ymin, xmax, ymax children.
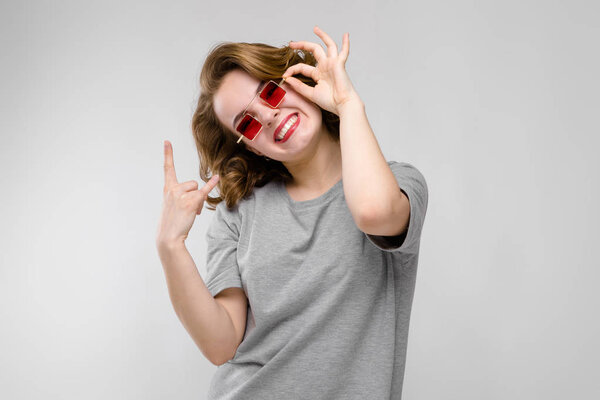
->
<box><xmin>283</xmin><ymin>26</ymin><xmax>360</xmax><ymax>116</ymax></box>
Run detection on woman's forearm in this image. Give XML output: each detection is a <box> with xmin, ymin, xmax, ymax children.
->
<box><xmin>338</xmin><ymin>97</ymin><xmax>403</xmax><ymax>226</ymax></box>
<box><xmin>156</xmin><ymin>240</ymin><xmax>237</xmax><ymax>365</ymax></box>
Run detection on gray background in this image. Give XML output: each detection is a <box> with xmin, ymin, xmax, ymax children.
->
<box><xmin>1</xmin><ymin>0</ymin><xmax>598</xmax><ymax>399</ymax></box>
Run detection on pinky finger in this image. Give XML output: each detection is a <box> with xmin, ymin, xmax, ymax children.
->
<box><xmin>340</xmin><ymin>32</ymin><xmax>349</xmax><ymax>63</ymax></box>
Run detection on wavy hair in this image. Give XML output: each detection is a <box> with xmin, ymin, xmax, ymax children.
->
<box><xmin>191</xmin><ymin>42</ymin><xmax>340</xmax><ymax>211</ymax></box>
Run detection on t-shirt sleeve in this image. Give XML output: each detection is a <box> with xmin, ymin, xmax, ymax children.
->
<box><xmin>365</xmin><ymin>161</ymin><xmax>429</xmax><ymax>255</ymax></box>
<box><xmin>203</xmin><ymin>201</ymin><xmax>244</xmax><ymax>298</ymax></box>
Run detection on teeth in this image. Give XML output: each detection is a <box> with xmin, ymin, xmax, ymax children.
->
<box><xmin>276</xmin><ymin>115</ymin><xmax>298</xmax><ymax>140</ymax></box>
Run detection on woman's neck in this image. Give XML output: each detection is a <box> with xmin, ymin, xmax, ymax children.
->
<box><xmin>282</xmin><ymin>132</ymin><xmax>342</xmax><ymax>199</ymax></box>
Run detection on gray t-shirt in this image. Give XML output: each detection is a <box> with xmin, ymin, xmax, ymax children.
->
<box><xmin>203</xmin><ymin>160</ymin><xmax>428</xmax><ymax>400</ymax></box>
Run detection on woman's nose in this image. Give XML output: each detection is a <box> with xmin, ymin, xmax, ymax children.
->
<box><xmin>260</xmin><ymin>106</ymin><xmax>280</xmax><ymax>129</ymax></box>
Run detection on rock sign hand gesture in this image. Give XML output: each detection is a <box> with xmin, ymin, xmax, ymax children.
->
<box><xmin>156</xmin><ymin>140</ymin><xmax>220</xmax><ymax>246</ymax></box>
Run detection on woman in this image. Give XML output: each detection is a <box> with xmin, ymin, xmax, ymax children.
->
<box><xmin>156</xmin><ymin>26</ymin><xmax>428</xmax><ymax>400</ymax></box>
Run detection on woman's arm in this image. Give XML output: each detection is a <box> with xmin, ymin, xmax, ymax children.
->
<box><xmin>284</xmin><ymin>27</ymin><xmax>409</xmax><ymax>237</ymax></box>
<box><xmin>338</xmin><ymin>97</ymin><xmax>410</xmax><ymax>237</ymax></box>
<box><xmin>157</xmin><ymin>240</ymin><xmax>239</xmax><ymax>366</ymax></box>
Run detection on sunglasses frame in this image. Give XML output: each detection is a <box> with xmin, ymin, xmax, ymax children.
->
<box><xmin>236</xmin><ymin>77</ymin><xmax>287</xmax><ymax>144</ymax></box>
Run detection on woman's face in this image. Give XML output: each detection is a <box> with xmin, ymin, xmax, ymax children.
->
<box><xmin>213</xmin><ymin>69</ymin><xmax>324</xmax><ymax>163</ymax></box>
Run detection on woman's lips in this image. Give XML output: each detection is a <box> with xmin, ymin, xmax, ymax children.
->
<box><xmin>274</xmin><ymin>113</ymin><xmax>299</xmax><ymax>144</ymax></box>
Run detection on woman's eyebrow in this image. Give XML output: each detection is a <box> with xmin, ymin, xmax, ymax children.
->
<box><xmin>232</xmin><ymin>81</ymin><xmax>265</xmax><ymax>128</ymax></box>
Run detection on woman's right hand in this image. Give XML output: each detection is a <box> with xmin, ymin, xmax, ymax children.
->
<box><xmin>156</xmin><ymin>140</ymin><xmax>220</xmax><ymax>247</ymax></box>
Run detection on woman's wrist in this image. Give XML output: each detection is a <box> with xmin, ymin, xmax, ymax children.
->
<box><xmin>156</xmin><ymin>237</ymin><xmax>187</xmax><ymax>255</ymax></box>
<box><xmin>336</xmin><ymin>93</ymin><xmax>364</xmax><ymax>118</ymax></box>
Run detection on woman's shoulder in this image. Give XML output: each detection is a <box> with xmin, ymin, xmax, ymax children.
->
<box><xmin>386</xmin><ymin>160</ymin><xmax>427</xmax><ymax>184</ymax></box>
<box><xmin>214</xmin><ymin>178</ymin><xmax>280</xmax><ymax>214</ymax></box>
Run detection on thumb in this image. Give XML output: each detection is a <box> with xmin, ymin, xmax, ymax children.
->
<box><xmin>283</xmin><ymin>76</ymin><xmax>313</xmax><ymax>101</ymax></box>
<box><xmin>195</xmin><ymin>190</ymin><xmax>208</xmax><ymax>215</ymax></box>
<box><xmin>196</xmin><ymin>175</ymin><xmax>220</xmax><ymax>214</ymax></box>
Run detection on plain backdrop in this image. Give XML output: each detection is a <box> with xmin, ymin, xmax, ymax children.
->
<box><xmin>1</xmin><ymin>0</ymin><xmax>599</xmax><ymax>399</ymax></box>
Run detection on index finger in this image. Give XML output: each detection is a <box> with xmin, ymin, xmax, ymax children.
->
<box><xmin>163</xmin><ymin>140</ymin><xmax>178</xmax><ymax>187</ymax></box>
<box><xmin>289</xmin><ymin>39</ymin><xmax>326</xmax><ymax>64</ymax></box>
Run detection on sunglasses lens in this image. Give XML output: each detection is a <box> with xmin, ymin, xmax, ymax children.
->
<box><xmin>260</xmin><ymin>81</ymin><xmax>285</xmax><ymax>107</ymax></box>
<box><xmin>236</xmin><ymin>114</ymin><xmax>262</xmax><ymax>140</ymax></box>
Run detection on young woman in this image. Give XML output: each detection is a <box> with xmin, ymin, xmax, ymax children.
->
<box><xmin>156</xmin><ymin>26</ymin><xmax>428</xmax><ymax>400</ymax></box>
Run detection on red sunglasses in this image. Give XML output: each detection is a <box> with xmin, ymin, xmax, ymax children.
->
<box><xmin>236</xmin><ymin>78</ymin><xmax>286</xmax><ymax>144</ymax></box>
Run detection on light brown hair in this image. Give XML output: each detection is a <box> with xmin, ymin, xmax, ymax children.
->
<box><xmin>191</xmin><ymin>42</ymin><xmax>340</xmax><ymax>210</ymax></box>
